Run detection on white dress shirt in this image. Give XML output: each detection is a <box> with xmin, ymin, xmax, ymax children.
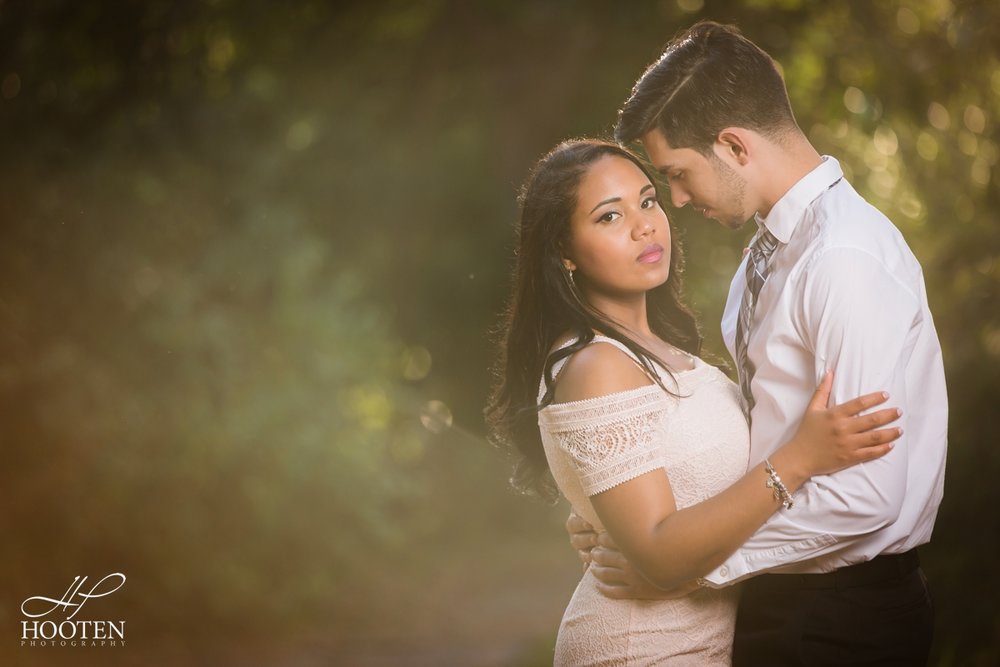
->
<box><xmin>704</xmin><ymin>156</ymin><xmax>948</xmax><ymax>586</ymax></box>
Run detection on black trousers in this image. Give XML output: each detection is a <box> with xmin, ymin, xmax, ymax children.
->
<box><xmin>732</xmin><ymin>550</ymin><xmax>934</xmax><ymax>666</ymax></box>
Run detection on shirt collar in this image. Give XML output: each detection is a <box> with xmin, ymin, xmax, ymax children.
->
<box><xmin>754</xmin><ymin>155</ymin><xmax>843</xmax><ymax>244</ymax></box>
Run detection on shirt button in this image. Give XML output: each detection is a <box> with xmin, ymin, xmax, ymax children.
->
<box><xmin>720</xmin><ymin>566</ymin><xmax>729</xmax><ymax>577</ymax></box>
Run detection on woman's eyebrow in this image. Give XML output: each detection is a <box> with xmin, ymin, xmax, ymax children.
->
<box><xmin>589</xmin><ymin>197</ymin><xmax>621</xmax><ymax>214</ymax></box>
<box><xmin>588</xmin><ymin>185</ymin><xmax>656</xmax><ymax>214</ymax></box>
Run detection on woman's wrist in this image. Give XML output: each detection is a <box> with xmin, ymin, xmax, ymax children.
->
<box><xmin>763</xmin><ymin>459</ymin><xmax>796</xmax><ymax>509</ymax></box>
<box><xmin>765</xmin><ymin>447</ymin><xmax>810</xmax><ymax>496</ymax></box>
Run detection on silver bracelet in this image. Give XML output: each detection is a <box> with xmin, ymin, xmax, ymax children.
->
<box><xmin>764</xmin><ymin>458</ymin><xmax>795</xmax><ymax>510</ymax></box>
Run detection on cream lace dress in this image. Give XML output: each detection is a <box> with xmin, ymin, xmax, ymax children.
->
<box><xmin>538</xmin><ymin>335</ymin><xmax>750</xmax><ymax>666</ymax></box>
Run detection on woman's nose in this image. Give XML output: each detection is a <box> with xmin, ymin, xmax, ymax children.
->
<box><xmin>633</xmin><ymin>216</ymin><xmax>654</xmax><ymax>240</ymax></box>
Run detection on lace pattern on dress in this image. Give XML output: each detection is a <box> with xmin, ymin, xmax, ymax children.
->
<box><xmin>540</xmin><ymin>388</ymin><xmax>669</xmax><ymax>496</ymax></box>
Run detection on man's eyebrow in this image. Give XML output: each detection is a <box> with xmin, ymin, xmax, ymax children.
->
<box><xmin>589</xmin><ymin>197</ymin><xmax>621</xmax><ymax>214</ymax></box>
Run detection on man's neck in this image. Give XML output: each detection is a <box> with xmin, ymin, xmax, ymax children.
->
<box><xmin>754</xmin><ymin>134</ymin><xmax>823</xmax><ymax>218</ymax></box>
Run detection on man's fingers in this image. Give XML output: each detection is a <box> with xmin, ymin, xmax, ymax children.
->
<box><xmin>568</xmin><ymin>526</ymin><xmax>614</xmax><ymax>553</ymax></box>
<box><xmin>595</xmin><ymin>531</ymin><xmax>620</xmax><ymax>550</ymax></box>
<box><xmin>566</xmin><ymin>512</ymin><xmax>595</xmax><ymax>536</ymax></box>
<box><xmin>590</xmin><ymin>546</ymin><xmax>627</xmax><ymax>569</ymax></box>
<box><xmin>590</xmin><ymin>564</ymin><xmax>628</xmax><ymax>586</ymax></box>
<box><xmin>570</xmin><ymin>532</ymin><xmax>599</xmax><ymax>552</ymax></box>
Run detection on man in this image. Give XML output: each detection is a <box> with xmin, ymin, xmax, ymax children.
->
<box><xmin>569</xmin><ymin>21</ymin><xmax>947</xmax><ymax>665</ymax></box>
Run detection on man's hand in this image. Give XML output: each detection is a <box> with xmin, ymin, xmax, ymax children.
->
<box><xmin>566</xmin><ymin>512</ymin><xmax>600</xmax><ymax>567</ymax></box>
<box><xmin>566</xmin><ymin>513</ymin><xmax>699</xmax><ymax>600</ymax></box>
<box><xmin>590</xmin><ymin>535</ymin><xmax>700</xmax><ymax>600</ymax></box>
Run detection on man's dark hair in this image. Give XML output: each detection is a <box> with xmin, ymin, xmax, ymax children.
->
<box><xmin>616</xmin><ymin>21</ymin><xmax>799</xmax><ymax>154</ymax></box>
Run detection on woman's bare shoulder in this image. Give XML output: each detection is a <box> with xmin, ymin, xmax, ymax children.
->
<box><xmin>554</xmin><ymin>340</ymin><xmax>654</xmax><ymax>404</ymax></box>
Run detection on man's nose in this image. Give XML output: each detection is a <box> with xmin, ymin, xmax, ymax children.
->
<box><xmin>670</xmin><ymin>187</ymin><xmax>690</xmax><ymax>208</ymax></box>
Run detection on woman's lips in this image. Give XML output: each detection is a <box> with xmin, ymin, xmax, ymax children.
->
<box><xmin>637</xmin><ymin>244</ymin><xmax>664</xmax><ymax>263</ymax></box>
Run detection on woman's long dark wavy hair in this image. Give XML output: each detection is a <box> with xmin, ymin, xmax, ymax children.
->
<box><xmin>485</xmin><ymin>139</ymin><xmax>702</xmax><ymax>501</ymax></box>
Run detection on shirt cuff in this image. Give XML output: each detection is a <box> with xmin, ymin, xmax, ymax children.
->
<box><xmin>700</xmin><ymin>534</ymin><xmax>839</xmax><ymax>587</ymax></box>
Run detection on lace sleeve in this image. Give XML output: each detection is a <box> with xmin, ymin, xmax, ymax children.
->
<box><xmin>539</xmin><ymin>385</ymin><xmax>669</xmax><ymax>496</ymax></box>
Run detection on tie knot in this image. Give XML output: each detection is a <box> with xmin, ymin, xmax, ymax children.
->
<box><xmin>751</xmin><ymin>227</ymin><xmax>779</xmax><ymax>261</ymax></box>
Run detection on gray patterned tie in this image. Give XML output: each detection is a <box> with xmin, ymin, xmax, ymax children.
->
<box><xmin>735</xmin><ymin>225</ymin><xmax>779</xmax><ymax>416</ymax></box>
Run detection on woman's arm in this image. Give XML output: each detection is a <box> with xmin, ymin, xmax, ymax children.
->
<box><xmin>555</xmin><ymin>344</ymin><xmax>900</xmax><ymax>591</ymax></box>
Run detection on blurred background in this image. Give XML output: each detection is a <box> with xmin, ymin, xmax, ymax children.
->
<box><xmin>1</xmin><ymin>0</ymin><xmax>997</xmax><ymax>665</ymax></box>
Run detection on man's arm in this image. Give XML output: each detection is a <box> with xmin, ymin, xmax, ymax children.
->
<box><xmin>702</xmin><ymin>247</ymin><xmax>921</xmax><ymax>586</ymax></box>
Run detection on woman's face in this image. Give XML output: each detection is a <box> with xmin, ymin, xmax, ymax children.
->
<box><xmin>563</xmin><ymin>155</ymin><xmax>671</xmax><ymax>300</ymax></box>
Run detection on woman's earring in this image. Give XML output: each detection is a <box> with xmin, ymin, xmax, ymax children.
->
<box><xmin>563</xmin><ymin>260</ymin><xmax>576</xmax><ymax>288</ymax></box>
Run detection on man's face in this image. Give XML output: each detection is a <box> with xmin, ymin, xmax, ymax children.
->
<box><xmin>640</xmin><ymin>128</ymin><xmax>751</xmax><ymax>230</ymax></box>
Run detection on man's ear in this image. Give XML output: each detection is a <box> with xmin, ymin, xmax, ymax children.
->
<box><xmin>716</xmin><ymin>128</ymin><xmax>751</xmax><ymax>166</ymax></box>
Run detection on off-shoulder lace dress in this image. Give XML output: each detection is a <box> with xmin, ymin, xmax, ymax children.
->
<box><xmin>538</xmin><ymin>335</ymin><xmax>750</xmax><ymax>666</ymax></box>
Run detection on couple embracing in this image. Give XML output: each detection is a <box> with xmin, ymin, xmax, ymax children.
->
<box><xmin>487</xmin><ymin>21</ymin><xmax>946</xmax><ymax>666</ymax></box>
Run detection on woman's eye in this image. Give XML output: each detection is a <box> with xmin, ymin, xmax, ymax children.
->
<box><xmin>641</xmin><ymin>197</ymin><xmax>658</xmax><ymax>209</ymax></box>
<box><xmin>598</xmin><ymin>211</ymin><xmax>621</xmax><ymax>223</ymax></box>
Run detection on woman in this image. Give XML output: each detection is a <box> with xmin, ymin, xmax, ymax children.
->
<box><xmin>485</xmin><ymin>140</ymin><xmax>901</xmax><ymax>665</ymax></box>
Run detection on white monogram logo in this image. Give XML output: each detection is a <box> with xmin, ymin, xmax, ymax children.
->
<box><xmin>20</xmin><ymin>573</ymin><xmax>127</xmax><ymax>648</ymax></box>
<box><xmin>21</xmin><ymin>573</ymin><xmax>126</xmax><ymax>620</ymax></box>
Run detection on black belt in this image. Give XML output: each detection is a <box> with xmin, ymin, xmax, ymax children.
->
<box><xmin>749</xmin><ymin>549</ymin><xmax>921</xmax><ymax>591</ymax></box>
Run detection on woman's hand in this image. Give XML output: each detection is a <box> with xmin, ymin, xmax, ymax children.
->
<box><xmin>781</xmin><ymin>370</ymin><xmax>902</xmax><ymax>479</ymax></box>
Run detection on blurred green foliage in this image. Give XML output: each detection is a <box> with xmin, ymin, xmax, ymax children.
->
<box><xmin>1</xmin><ymin>1</ymin><xmax>997</xmax><ymax>665</ymax></box>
